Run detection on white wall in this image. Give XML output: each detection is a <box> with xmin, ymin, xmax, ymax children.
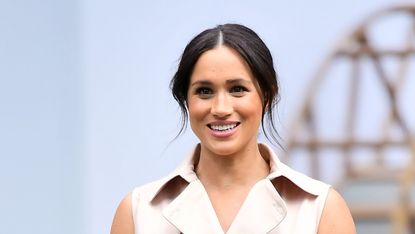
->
<box><xmin>0</xmin><ymin>0</ymin><xmax>83</xmax><ymax>233</ymax></box>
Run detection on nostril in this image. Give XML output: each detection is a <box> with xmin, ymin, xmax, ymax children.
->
<box><xmin>211</xmin><ymin>104</ymin><xmax>233</xmax><ymax>116</ymax></box>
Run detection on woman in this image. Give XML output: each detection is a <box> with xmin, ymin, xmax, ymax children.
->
<box><xmin>111</xmin><ymin>24</ymin><xmax>356</xmax><ymax>234</ymax></box>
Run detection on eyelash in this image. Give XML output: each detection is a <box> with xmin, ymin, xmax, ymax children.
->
<box><xmin>195</xmin><ymin>87</ymin><xmax>213</xmax><ymax>97</ymax></box>
<box><xmin>230</xmin><ymin>86</ymin><xmax>248</xmax><ymax>93</ymax></box>
<box><xmin>194</xmin><ymin>86</ymin><xmax>248</xmax><ymax>98</ymax></box>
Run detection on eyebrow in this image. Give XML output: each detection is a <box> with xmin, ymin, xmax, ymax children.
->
<box><xmin>190</xmin><ymin>78</ymin><xmax>252</xmax><ymax>87</ymax></box>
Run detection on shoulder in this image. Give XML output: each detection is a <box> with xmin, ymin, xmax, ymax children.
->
<box><xmin>275</xmin><ymin>160</ymin><xmax>330</xmax><ymax>197</ymax></box>
<box><xmin>131</xmin><ymin>175</ymin><xmax>181</xmax><ymax>202</ymax></box>
<box><xmin>317</xmin><ymin>188</ymin><xmax>356</xmax><ymax>234</ymax></box>
<box><xmin>110</xmin><ymin>193</ymin><xmax>134</xmax><ymax>234</ymax></box>
<box><xmin>109</xmin><ymin>177</ymin><xmax>175</xmax><ymax>234</ymax></box>
<box><xmin>263</xmin><ymin>143</ymin><xmax>330</xmax><ymax>196</ymax></box>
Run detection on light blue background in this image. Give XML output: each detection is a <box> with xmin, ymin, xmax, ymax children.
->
<box><xmin>0</xmin><ymin>1</ymin><xmax>409</xmax><ymax>233</ymax></box>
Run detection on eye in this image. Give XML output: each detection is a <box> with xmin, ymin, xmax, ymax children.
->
<box><xmin>230</xmin><ymin>85</ymin><xmax>248</xmax><ymax>96</ymax></box>
<box><xmin>195</xmin><ymin>87</ymin><xmax>213</xmax><ymax>98</ymax></box>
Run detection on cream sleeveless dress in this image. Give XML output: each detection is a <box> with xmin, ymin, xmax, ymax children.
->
<box><xmin>131</xmin><ymin>144</ymin><xmax>330</xmax><ymax>234</ymax></box>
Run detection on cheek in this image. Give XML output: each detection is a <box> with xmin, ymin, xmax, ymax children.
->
<box><xmin>187</xmin><ymin>98</ymin><xmax>208</xmax><ymax>122</ymax></box>
<box><xmin>236</xmin><ymin>96</ymin><xmax>263</xmax><ymax>120</ymax></box>
<box><xmin>243</xmin><ymin>107</ymin><xmax>263</xmax><ymax>123</ymax></box>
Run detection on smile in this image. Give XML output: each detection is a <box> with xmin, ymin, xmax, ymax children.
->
<box><xmin>207</xmin><ymin>123</ymin><xmax>240</xmax><ymax>132</ymax></box>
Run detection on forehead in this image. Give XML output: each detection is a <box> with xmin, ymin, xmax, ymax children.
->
<box><xmin>190</xmin><ymin>46</ymin><xmax>255</xmax><ymax>83</ymax></box>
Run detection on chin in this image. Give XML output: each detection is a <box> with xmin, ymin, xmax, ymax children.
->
<box><xmin>204</xmin><ymin>141</ymin><xmax>241</xmax><ymax>156</ymax></box>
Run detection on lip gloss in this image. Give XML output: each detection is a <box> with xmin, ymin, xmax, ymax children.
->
<box><xmin>208</xmin><ymin>125</ymin><xmax>239</xmax><ymax>138</ymax></box>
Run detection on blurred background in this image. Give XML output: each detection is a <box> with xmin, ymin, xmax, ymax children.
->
<box><xmin>1</xmin><ymin>1</ymin><xmax>414</xmax><ymax>233</ymax></box>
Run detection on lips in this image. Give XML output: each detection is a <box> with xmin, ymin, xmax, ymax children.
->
<box><xmin>207</xmin><ymin>121</ymin><xmax>240</xmax><ymax>138</ymax></box>
<box><xmin>208</xmin><ymin>123</ymin><xmax>238</xmax><ymax>131</ymax></box>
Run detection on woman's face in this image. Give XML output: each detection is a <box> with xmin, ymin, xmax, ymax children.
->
<box><xmin>187</xmin><ymin>46</ymin><xmax>263</xmax><ymax>156</ymax></box>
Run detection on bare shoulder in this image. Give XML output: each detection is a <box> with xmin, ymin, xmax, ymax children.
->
<box><xmin>110</xmin><ymin>192</ymin><xmax>135</xmax><ymax>234</ymax></box>
<box><xmin>318</xmin><ymin>188</ymin><xmax>356</xmax><ymax>234</ymax></box>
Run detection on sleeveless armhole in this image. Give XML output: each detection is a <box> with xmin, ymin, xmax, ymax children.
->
<box><xmin>131</xmin><ymin>187</ymin><xmax>140</xmax><ymax>225</ymax></box>
<box><xmin>316</xmin><ymin>184</ymin><xmax>332</xmax><ymax>227</ymax></box>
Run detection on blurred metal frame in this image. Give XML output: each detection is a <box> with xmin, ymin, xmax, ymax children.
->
<box><xmin>284</xmin><ymin>5</ymin><xmax>415</xmax><ymax>234</ymax></box>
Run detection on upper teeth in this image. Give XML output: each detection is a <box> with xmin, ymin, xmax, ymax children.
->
<box><xmin>210</xmin><ymin>124</ymin><xmax>237</xmax><ymax>131</ymax></box>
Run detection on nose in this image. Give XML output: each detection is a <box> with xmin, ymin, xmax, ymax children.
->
<box><xmin>211</xmin><ymin>92</ymin><xmax>233</xmax><ymax>118</ymax></box>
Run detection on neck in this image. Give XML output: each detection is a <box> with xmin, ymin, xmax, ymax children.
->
<box><xmin>195</xmin><ymin>143</ymin><xmax>270</xmax><ymax>190</ymax></box>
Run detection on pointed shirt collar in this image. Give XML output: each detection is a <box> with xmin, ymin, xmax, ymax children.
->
<box><xmin>148</xmin><ymin>143</ymin><xmax>322</xmax><ymax>203</ymax></box>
